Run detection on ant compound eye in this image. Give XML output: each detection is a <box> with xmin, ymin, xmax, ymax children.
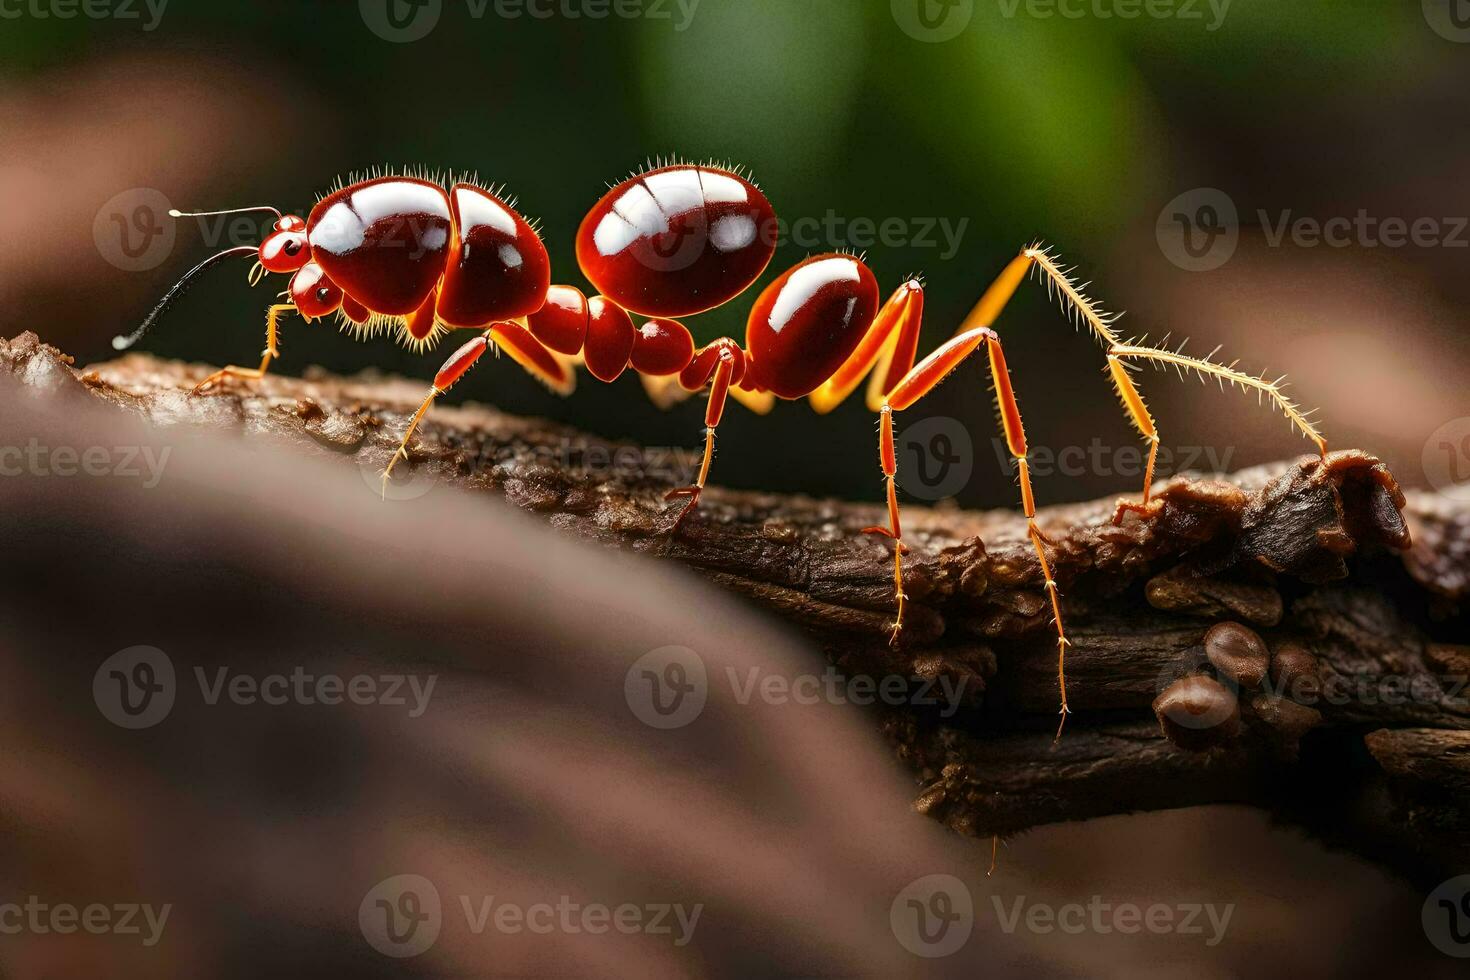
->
<box><xmin>259</xmin><ymin>230</ymin><xmax>310</xmax><ymax>273</ymax></box>
<box><xmin>289</xmin><ymin>261</ymin><xmax>343</xmax><ymax>318</ymax></box>
<box><xmin>274</xmin><ymin>215</ymin><xmax>307</xmax><ymax>233</ymax></box>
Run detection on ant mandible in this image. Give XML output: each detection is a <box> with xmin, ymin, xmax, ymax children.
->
<box><xmin>120</xmin><ymin>161</ymin><xmax>1329</xmax><ymax>738</ymax></box>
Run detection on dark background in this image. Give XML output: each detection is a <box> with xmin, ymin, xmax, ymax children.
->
<box><xmin>4</xmin><ymin>0</ymin><xmax>1466</xmax><ymax>507</ymax></box>
<box><xmin>3</xmin><ymin>2</ymin><xmax>1469</xmax><ymax>975</ymax></box>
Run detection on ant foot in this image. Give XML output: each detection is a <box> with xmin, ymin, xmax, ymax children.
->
<box><xmin>190</xmin><ymin>367</ymin><xmax>262</xmax><ymax>395</ymax></box>
<box><xmin>861</xmin><ymin>525</ymin><xmax>910</xmax><ymax>554</ymax></box>
<box><xmin>665</xmin><ymin>485</ymin><xmax>703</xmax><ymax>533</ymax></box>
<box><xmin>1110</xmin><ymin>497</ymin><xmax>1164</xmax><ymax>526</ymax></box>
<box><xmin>1029</xmin><ymin>524</ymin><xmax>1057</xmax><ymax>547</ymax></box>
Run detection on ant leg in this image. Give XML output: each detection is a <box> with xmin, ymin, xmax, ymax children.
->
<box><xmin>1023</xmin><ymin>245</ymin><xmax>1328</xmax><ymax>509</ymax></box>
<box><xmin>380</xmin><ymin>331</ymin><xmax>493</xmax><ymax>496</ymax></box>
<box><xmin>1106</xmin><ymin>355</ymin><xmax>1163</xmax><ymax>525</ymax></box>
<box><xmin>887</xmin><ymin>326</ymin><xmax>1071</xmax><ymax>737</ymax></box>
<box><xmin>192</xmin><ymin>303</ymin><xmax>293</xmax><ymax>393</ymax></box>
<box><xmin>380</xmin><ymin>322</ymin><xmax>576</xmax><ymax>496</ymax></box>
<box><xmin>860</xmin><ymin>405</ymin><xmax>909</xmax><ymax>644</ymax></box>
<box><xmin>666</xmin><ymin>349</ymin><xmax>736</xmax><ymax>532</ymax></box>
<box><xmin>809</xmin><ymin>279</ymin><xmax>924</xmax><ymax>415</ymax></box>
<box><xmin>1109</xmin><ymin>341</ymin><xmax>1328</xmax><ymax>456</ymax></box>
<box><xmin>642</xmin><ymin>373</ymin><xmax>774</xmax><ymax>415</ymax></box>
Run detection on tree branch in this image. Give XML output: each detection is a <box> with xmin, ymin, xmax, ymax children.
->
<box><xmin>6</xmin><ymin>331</ymin><xmax>1467</xmax><ymax>882</ymax></box>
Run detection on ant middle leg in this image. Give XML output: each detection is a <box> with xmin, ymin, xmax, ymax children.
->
<box><xmin>884</xmin><ymin>326</ymin><xmax>1072</xmax><ymax>737</ymax></box>
<box><xmin>378</xmin><ymin>321</ymin><xmax>573</xmax><ymax>496</ymax></box>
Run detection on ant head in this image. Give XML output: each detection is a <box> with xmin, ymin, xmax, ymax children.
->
<box><xmin>259</xmin><ymin>218</ymin><xmax>310</xmax><ymax>274</ymax></box>
<box><xmin>288</xmin><ymin>261</ymin><xmax>343</xmax><ymax>319</ymax></box>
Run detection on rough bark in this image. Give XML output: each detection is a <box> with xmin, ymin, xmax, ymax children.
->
<box><xmin>5</xmin><ymin>331</ymin><xmax>1468</xmax><ymax>883</ymax></box>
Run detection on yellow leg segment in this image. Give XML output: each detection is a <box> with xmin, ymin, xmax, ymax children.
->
<box><xmin>1106</xmin><ymin>354</ymin><xmax>1163</xmax><ymax>524</ymax></box>
<box><xmin>192</xmin><ymin>303</ymin><xmax>293</xmax><ymax>393</ymax></box>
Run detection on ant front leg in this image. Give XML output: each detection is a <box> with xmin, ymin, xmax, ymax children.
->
<box><xmin>380</xmin><ymin>320</ymin><xmax>575</xmax><ymax>497</ymax></box>
<box><xmin>192</xmin><ymin>303</ymin><xmax>293</xmax><ymax>393</ymax></box>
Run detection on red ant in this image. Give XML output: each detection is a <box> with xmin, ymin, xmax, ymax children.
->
<box><xmin>121</xmin><ymin>162</ymin><xmax>1329</xmax><ymax>737</ymax></box>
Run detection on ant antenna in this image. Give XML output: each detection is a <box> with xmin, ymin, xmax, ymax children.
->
<box><xmin>111</xmin><ymin>245</ymin><xmax>259</xmax><ymax>351</ymax></box>
<box><xmin>168</xmin><ymin>205</ymin><xmax>283</xmax><ymax>220</ymax></box>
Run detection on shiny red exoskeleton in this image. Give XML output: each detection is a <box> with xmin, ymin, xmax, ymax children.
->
<box><xmin>131</xmin><ymin>160</ymin><xmax>1335</xmax><ymax>739</ymax></box>
<box><xmin>576</xmin><ymin>163</ymin><xmax>777</xmax><ymax>318</ymax></box>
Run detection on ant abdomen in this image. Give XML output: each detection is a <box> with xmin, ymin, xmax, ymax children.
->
<box><xmin>575</xmin><ymin>163</ymin><xmax>776</xmax><ymax>319</ymax></box>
